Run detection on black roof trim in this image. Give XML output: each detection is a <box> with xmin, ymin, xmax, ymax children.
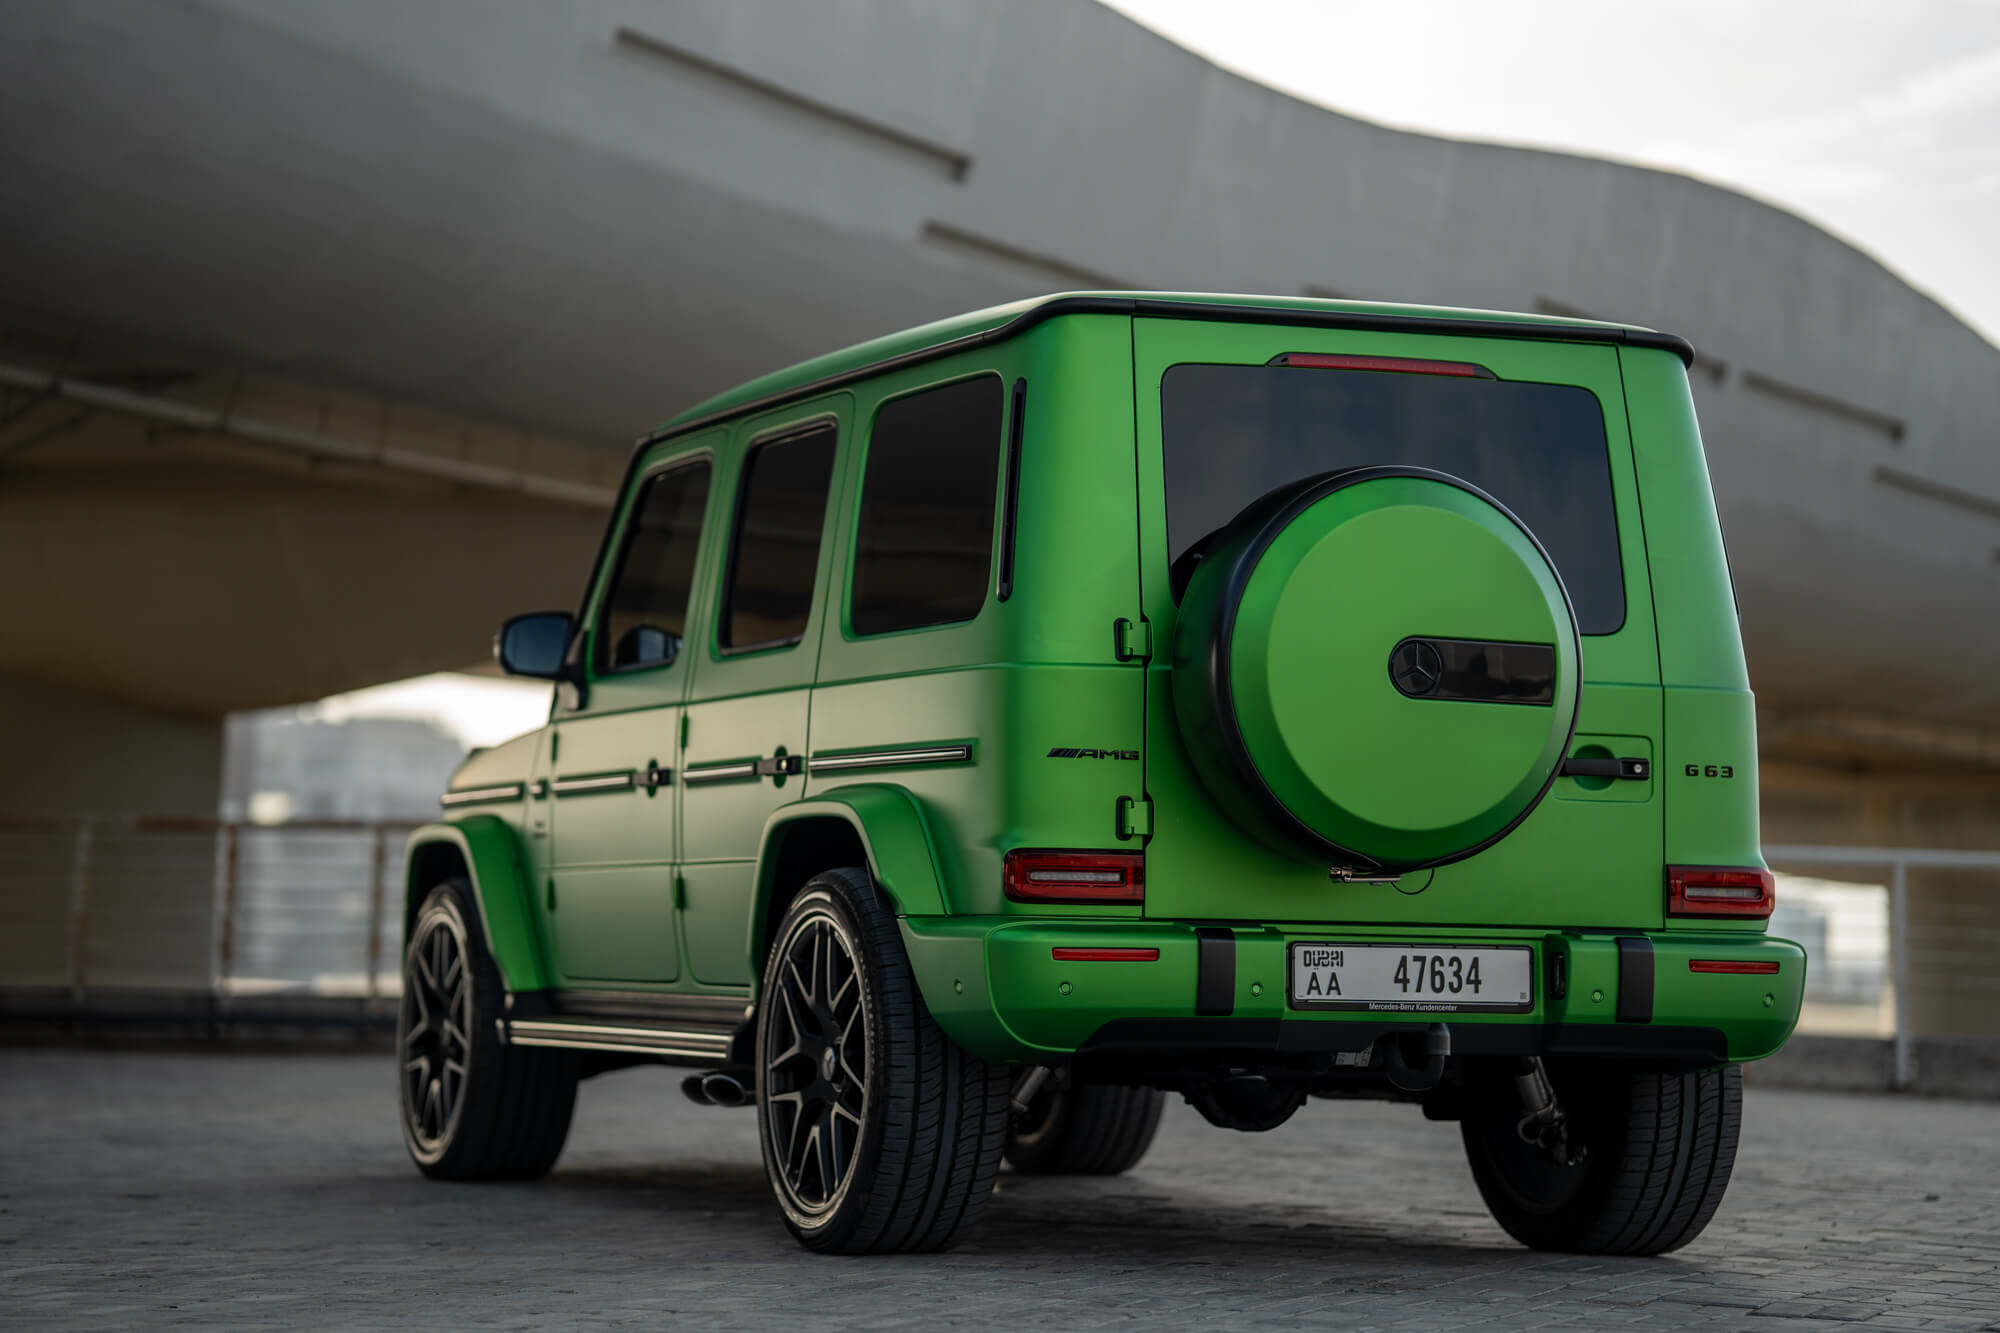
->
<box><xmin>633</xmin><ymin>295</ymin><xmax>1696</xmax><ymax>454</ymax></box>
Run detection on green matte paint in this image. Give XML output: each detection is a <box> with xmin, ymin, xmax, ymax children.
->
<box><xmin>752</xmin><ymin>787</ymin><xmax>949</xmax><ymax>972</ymax></box>
<box><xmin>418</xmin><ymin>293</ymin><xmax>1793</xmax><ymax>1072</ymax></box>
<box><xmin>1187</xmin><ymin>476</ymin><xmax>1578</xmax><ymax>867</ymax></box>
<box><xmin>1618</xmin><ymin>346</ymin><xmax>1765</xmax><ymax>881</ymax></box>
<box><xmin>403</xmin><ymin>817</ymin><xmax>553</xmax><ymax>993</ymax></box>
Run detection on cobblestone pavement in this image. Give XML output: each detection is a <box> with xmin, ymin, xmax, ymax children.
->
<box><xmin>1</xmin><ymin>1050</ymin><xmax>1996</xmax><ymax>1330</ymax></box>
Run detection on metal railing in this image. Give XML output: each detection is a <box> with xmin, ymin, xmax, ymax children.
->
<box><xmin>0</xmin><ymin>816</ymin><xmax>418</xmax><ymax>1007</ymax></box>
<box><xmin>2</xmin><ymin>820</ymin><xmax>1992</xmax><ymax>1072</ymax></box>
<box><xmin>1765</xmin><ymin>844</ymin><xmax>2000</xmax><ymax>1089</ymax></box>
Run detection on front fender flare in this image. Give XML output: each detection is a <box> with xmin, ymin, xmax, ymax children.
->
<box><xmin>404</xmin><ymin>817</ymin><xmax>552</xmax><ymax>993</ymax></box>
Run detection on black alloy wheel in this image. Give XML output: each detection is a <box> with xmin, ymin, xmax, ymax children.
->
<box><xmin>401</xmin><ymin>902</ymin><xmax>473</xmax><ymax>1156</ymax></box>
<box><xmin>755</xmin><ymin>868</ymin><xmax>1010</xmax><ymax>1254</ymax></box>
<box><xmin>761</xmin><ymin>904</ymin><xmax>870</xmax><ymax>1216</ymax></box>
<box><xmin>397</xmin><ymin>879</ymin><xmax>578</xmax><ymax>1180</ymax></box>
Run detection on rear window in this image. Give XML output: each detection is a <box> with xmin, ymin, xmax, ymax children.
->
<box><xmin>1161</xmin><ymin>363</ymin><xmax>1625</xmax><ymax>634</ymax></box>
<box><xmin>850</xmin><ymin>376</ymin><xmax>1005</xmax><ymax>637</ymax></box>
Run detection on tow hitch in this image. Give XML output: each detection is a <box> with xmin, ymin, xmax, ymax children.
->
<box><xmin>1512</xmin><ymin>1057</ymin><xmax>1586</xmax><ymax>1167</ymax></box>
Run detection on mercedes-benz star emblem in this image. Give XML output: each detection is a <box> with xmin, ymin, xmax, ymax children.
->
<box><xmin>1390</xmin><ymin>639</ymin><xmax>1444</xmax><ymax>697</ymax></box>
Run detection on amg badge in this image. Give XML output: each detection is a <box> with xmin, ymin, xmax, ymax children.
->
<box><xmin>1046</xmin><ymin>747</ymin><xmax>1139</xmax><ymax>761</ymax></box>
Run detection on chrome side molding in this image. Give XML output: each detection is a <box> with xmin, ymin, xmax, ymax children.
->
<box><xmin>439</xmin><ymin>782</ymin><xmax>525</xmax><ymax>808</ymax></box>
<box><xmin>806</xmin><ymin>744</ymin><xmax>973</xmax><ymax>774</ymax></box>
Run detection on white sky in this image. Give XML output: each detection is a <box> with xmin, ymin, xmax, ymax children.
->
<box><xmin>310</xmin><ymin>671</ymin><xmax>551</xmax><ymax>750</ymax></box>
<box><xmin>1106</xmin><ymin>0</ymin><xmax>2000</xmax><ymax>346</ymax></box>
<box><xmin>319</xmin><ymin>3</ymin><xmax>1997</xmax><ymax>746</ymax></box>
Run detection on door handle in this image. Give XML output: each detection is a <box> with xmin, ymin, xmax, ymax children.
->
<box><xmin>754</xmin><ymin>753</ymin><xmax>803</xmax><ymax>778</ymax></box>
<box><xmin>1559</xmin><ymin>756</ymin><xmax>1650</xmax><ymax>781</ymax></box>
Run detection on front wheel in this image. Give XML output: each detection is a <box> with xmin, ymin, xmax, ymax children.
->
<box><xmin>399</xmin><ymin>879</ymin><xmax>578</xmax><ymax>1180</ymax></box>
<box><xmin>1460</xmin><ymin>1061</ymin><xmax>1742</xmax><ymax>1255</ymax></box>
<box><xmin>756</xmin><ymin>868</ymin><xmax>1011</xmax><ymax>1254</ymax></box>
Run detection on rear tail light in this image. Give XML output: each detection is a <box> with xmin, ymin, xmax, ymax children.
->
<box><xmin>1667</xmin><ymin>865</ymin><xmax>1775</xmax><ymax>918</ymax></box>
<box><xmin>1268</xmin><ymin>351</ymin><xmax>1496</xmax><ymax>379</ymax></box>
<box><xmin>1004</xmin><ymin>850</ymin><xmax>1144</xmax><ymax>904</ymax></box>
<box><xmin>1689</xmin><ymin>959</ymin><xmax>1781</xmax><ymax>975</ymax></box>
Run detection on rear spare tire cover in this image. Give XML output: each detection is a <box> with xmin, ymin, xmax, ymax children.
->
<box><xmin>1171</xmin><ymin>467</ymin><xmax>1579</xmax><ymax>872</ymax></box>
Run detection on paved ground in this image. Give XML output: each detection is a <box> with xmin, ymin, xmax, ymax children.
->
<box><xmin>1</xmin><ymin>1051</ymin><xmax>1996</xmax><ymax>1330</ymax></box>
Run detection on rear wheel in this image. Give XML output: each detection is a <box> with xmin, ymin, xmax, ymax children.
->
<box><xmin>1005</xmin><ymin>1084</ymin><xmax>1166</xmax><ymax>1175</ymax></box>
<box><xmin>756</xmin><ymin>868</ymin><xmax>1010</xmax><ymax>1253</ymax></box>
<box><xmin>399</xmin><ymin>879</ymin><xmax>578</xmax><ymax>1180</ymax></box>
<box><xmin>1460</xmin><ymin>1061</ymin><xmax>1742</xmax><ymax>1255</ymax></box>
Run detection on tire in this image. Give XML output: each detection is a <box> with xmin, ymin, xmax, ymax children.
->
<box><xmin>1460</xmin><ymin>1061</ymin><xmax>1743</xmax><ymax>1256</ymax></box>
<box><xmin>1005</xmin><ymin>1085</ymin><xmax>1166</xmax><ymax>1175</ymax></box>
<box><xmin>398</xmin><ymin>879</ymin><xmax>579</xmax><ymax>1180</ymax></box>
<box><xmin>755</xmin><ymin>867</ymin><xmax>1010</xmax><ymax>1254</ymax></box>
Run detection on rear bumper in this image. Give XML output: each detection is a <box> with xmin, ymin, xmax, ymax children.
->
<box><xmin>898</xmin><ymin>916</ymin><xmax>1804</xmax><ymax>1068</ymax></box>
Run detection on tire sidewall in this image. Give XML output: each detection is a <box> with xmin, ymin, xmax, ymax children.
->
<box><xmin>1461</xmin><ymin>1079</ymin><xmax>1620</xmax><ymax>1249</ymax></box>
<box><xmin>1003</xmin><ymin>1088</ymin><xmax>1072</xmax><ymax>1170</ymax></box>
<box><xmin>398</xmin><ymin>879</ymin><xmax>502</xmax><ymax>1174</ymax></box>
<box><xmin>755</xmin><ymin>878</ymin><xmax>886</xmax><ymax>1245</ymax></box>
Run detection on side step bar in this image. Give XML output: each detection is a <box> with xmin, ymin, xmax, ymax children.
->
<box><xmin>501</xmin><ymin>1018</ymin><xmax>733</xmax><ymax>1061</ymax></box>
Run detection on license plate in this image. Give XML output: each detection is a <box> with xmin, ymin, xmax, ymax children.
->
<box><xmin>1288</xmin><ymin>943</ymin><xmax>1533</xmax><ymax>1013</ymax></box>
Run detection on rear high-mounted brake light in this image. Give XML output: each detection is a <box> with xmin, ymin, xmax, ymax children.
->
<box><xmin>1667</xmin><ymin>865</ymin><xmax>1775</xmax><ymax>918</ymax></box>
<box><xmin>1689</xmin><ymin>959</ymin><xmax>1781</xmax><ymax>975</ymax></box>
<box><xmin>1268</xmin><ymin>351</ymin><xmax>1496</xmax><ymax>379</ymax></box>
<box><xmin>1004</xmin><ymin>850</ymin><xmax>1144</xmax><ymax>905</ymax></box>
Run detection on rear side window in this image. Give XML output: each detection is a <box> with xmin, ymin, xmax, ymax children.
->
<box><xmin>597</xmin><ymin>459</ymin><xmax>710</xmax><ymax>672</ymax></box>
<box><xmin>721</xmin><ymin>423</ymin><xmax>839</xmax><ymax>651</ymax></box>
<box><xmin>1161</xmin><ymin>363</ymin><xmax>1625</xmax><ymax>634</ymax></box>
<box><xmin>851</xmin><ymin>376</ymin><xmax>1005</xmax><ymax>636</ymax></box>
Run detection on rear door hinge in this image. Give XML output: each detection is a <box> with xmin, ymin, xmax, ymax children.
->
<box><xmin>1114</xmin><ymin>617</ymin><xmax>1152</xmax><ymax>663</ymax></box>
<box><xmin>673</xmin><ymin>874</ymin><xmax>687</xmax><ymax>912</ymax></box>
<box><xmin>1116</xmin><ymin>794</ymin><xmax>1153</xmax><ymax>841</ymax></box>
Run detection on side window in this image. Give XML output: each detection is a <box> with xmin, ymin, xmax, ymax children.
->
<box><xmin>596</xmin><ymin>459</ymin><xmax>711</xmax><ymax>673</ymax></box>
<box><xmin>850</xmin><ymin>376</ymin><xmax>1005</xmax><ymax>637</ymax></box>
<box><xmin>721</xmin><ymin>422</ymin><xmax>839</xmax><ymax>652</ymax></box>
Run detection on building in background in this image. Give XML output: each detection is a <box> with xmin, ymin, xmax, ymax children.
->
<box><xmin>1</xmin><ymin>0</ymin><xmax>1995</xmax><ymax>1044</ymax></box>
<box><xmin>222</xmin><ymin>712</ymin><xmax>470</xmax><ymax>825</ymax></box>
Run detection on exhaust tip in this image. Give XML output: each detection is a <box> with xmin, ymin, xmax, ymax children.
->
<box><xmin>700</xmin><ymin>1071</ymin><xmax>750</xmax><ymax>1108</ymax></box>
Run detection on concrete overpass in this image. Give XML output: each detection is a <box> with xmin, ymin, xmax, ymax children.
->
<box><xmin>2</xmin><ymin>1</ymin><xmax>1996</xmax><ymax>1035</ymax></box>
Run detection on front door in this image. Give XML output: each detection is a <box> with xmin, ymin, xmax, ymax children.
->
<box><xmin>680</xmin><ymin>407</ymin><xmax>845</xmax><ymax>986</ymax></box>
<box><xmin>546</xmin><ymin>451</ymin><xmax>714</xmax><ymax>984</ymax></box>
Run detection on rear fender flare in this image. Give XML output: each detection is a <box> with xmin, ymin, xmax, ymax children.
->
<box><xmin>403</xmin><ymin>817</ymin><xmax>552</xmax><ymax>993</ymax></box>
<box><xmin>749</xmin><ymin>785</ymin><xmax>949</xmax><ymax>982</ymax></box>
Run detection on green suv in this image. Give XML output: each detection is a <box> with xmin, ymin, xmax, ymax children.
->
<box><xmin>400</xmin><ymin>293</ymin><xmax>1802</xmax><ymax>1256</ymax></box>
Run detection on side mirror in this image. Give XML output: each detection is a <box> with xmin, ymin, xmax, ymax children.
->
<box><xmin>495</xmin><ymin>611</ymin><xmax>574</xmax><ymax>679</ymax></box>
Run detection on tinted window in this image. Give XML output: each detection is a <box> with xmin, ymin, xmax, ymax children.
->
<box><xmin>722</xmin><ymin>423</ymin><xmax>838</xmax><ymax>650</ymax></box>
<box><xmin>851</xmin><ymin>377</ymin><xmax>1005</xmax><ymax>637</ymax></box>
<box><xmin>1162</xmin><ymin>364</ymin><xmax>1624</xmax><ymax>634</ymax></box>
<box><xmin>596</xmin><ymin>460</ymin><xmax>710</xmax><ymax>672</ymax></box>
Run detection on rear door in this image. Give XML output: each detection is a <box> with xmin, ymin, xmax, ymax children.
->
<box><xmin>1133</xmin><ymin>318</ymin><xmax>1665</xmax><ymax>928</ymax></box>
